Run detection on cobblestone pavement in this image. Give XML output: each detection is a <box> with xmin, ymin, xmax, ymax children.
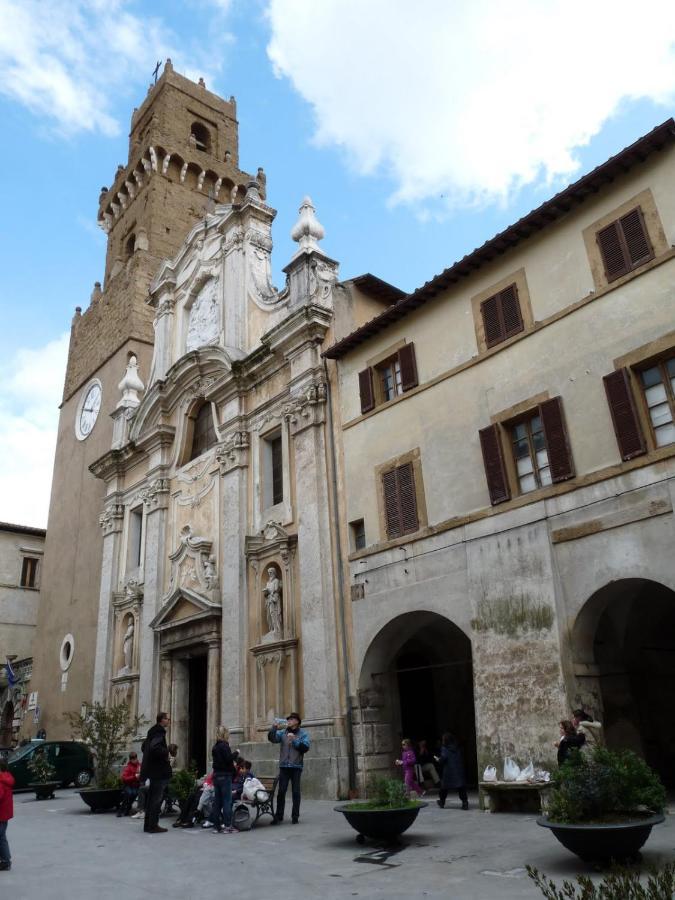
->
<box><xmin>3</xmin><ymin>790</ymin><xmax>674</xmax><ymax>900</ymax></box>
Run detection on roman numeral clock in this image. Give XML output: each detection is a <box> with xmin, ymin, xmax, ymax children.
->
<box><xmin>75</xmin><ymin>379</ymin><xmax>102</xmax><ymax>441</ymax></box>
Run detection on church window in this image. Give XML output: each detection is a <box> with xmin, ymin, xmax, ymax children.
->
<box><xmin>127</xmin><ymin>506</ymin><xmax>144</xmax><ymax>569</ymax></box>
<box><xmin>190</xmin><ymin>122</ymin><xmax>211</xmax><ymax>153</ymax></box>
<box><xmin>20</xmin><ymin>556</ymin><xmax>39</xmax><ymax>589</ymax></box>
<box><xmin>262</xmin><ymin>430</ymin><xmax>284</xmax><ymax>507</ymax></box>
<box><xmin>190</xmin><ymin>403</ymin><xmax>217</xmax><ymax>461</ymax></box>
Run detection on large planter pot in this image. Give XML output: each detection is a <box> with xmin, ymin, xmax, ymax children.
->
<box><xmin>29</xmin><ymin>782</ymin><xmax>60</xmax><ymax>801</ymax></box>
<box><xmin>334</xmin><ymin>802</ymin><xmax>427</xmax><ymax>843</ymax></box>
<box><xmin>77</xmin><ymin>788</ymin><xmax>123</xmax><ymax>813</ymax></box>
<box><xmin>537</xmin><ymin>814</ymin><xmax>665</xmax><ymax>863</ymax></box>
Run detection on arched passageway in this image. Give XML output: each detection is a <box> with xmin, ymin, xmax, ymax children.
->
<box><xmin>573</xmin><ymin>578</ymin><xmax>675</xmax><ymax>786</ymax></box>
<box><xmin>357</xmin><ymin>611</ymin><xmax>477</xmax><ymax>785</ymax></box>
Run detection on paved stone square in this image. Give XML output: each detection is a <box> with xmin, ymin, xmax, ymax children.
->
<box><xmin>3</xmin><ymin>790</ymin><xmax>675</xmax><ymax>899</ymax></box>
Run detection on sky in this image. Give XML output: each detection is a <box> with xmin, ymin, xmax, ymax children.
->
<box><xmin>1</xmin><ymin>0</ymin><xmax>675</xmax><ymax>528</ymax></box>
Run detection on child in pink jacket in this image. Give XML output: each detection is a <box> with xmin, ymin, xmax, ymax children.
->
<box><xmin>395</xmin><ymin>739</ymin><xmax>424</xmax><ymax>797</ymax></box>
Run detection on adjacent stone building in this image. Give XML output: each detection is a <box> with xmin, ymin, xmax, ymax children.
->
<box><xmin>325</xmin><ymin>120</ymin><xmax>675</xmax><ymax>789</ymax></box>
<box><xmin>0</xmin><ymin>522</ymin><xmax>46</xmax><ymax>745</ymax></box>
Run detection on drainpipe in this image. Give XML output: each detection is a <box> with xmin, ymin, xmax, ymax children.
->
<box><xmin>323</xmin><ymin>358</ymin><xmax>356</xmax><ymax>795</ymax></box>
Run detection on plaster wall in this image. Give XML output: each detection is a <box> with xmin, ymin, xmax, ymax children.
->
<box><xmin>0</xmin><ymin>530</ymin><xmax>44</xmax><ymax>662</ymax></box>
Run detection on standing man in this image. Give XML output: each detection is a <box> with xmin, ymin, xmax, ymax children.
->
<box><xmin>268</xmin><ymin>712</ymin><xmax>310</xmax><ymax>825</ymax></box>
<box><xmin>141</xmin><ymin>712</ymin><xmax>172</xmax><ymax>834</ymax></box>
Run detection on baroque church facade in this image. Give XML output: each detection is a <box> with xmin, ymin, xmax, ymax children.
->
<box><xmin>31</xmin><ymin>63</ymin><xmax>391</xmax><ymax>796</ymax></box>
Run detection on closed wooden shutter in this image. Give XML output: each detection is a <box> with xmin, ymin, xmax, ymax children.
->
<box><xmin>481</xmin><ymin>284</ymin><xmax>524</xmax><ymax>348</ymax></box>
<box><xmin>479</xmin><ymin>424</ymin><xmax>510</xmax><ymax>505</ymax></box>
<box><xmin>597</xmin><ymin>207</ymin><xmax>653</xmax><ymax>283</ymax></box>
<box><xmin>398</xmin><ymin>343</ymin><xmax>418</xmax><ymax>392</ymax></box>
<box><xmin>382</xmin><ymin>462</ymin><xmax>419</xmax><ymax>539</ymax></box>
<box><xmin>500</xmin><ymin>285</ymin><xmax>524</xmax><ymax>338</ymax></box>
<box><xmin>597</xmin><ymin>221</ymin><xmax>628</xmax><ymax>282</ymax></box>
<box><xmin>603</xmin><ymin>368</ymin><xmax>647</xmax><ymax>460</ymax></box>
<box><xmin>539</xmin><ymin>397</ymin><xmax>575</xmax><ymax>482</ymax></box>
<box><xmin>620</xmin><ymin>208</ymin><xmax>652</xmax><ymax>268</ymax></box>
<box><xmin>358</xmin><ymin>367</ymin><xmax>375</xmax><ymax>414</ymax></box>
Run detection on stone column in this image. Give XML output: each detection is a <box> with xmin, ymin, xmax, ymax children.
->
<box><xmin>291</xmin><ymin>413</ymin><xmax>340</xmax><ymax>726</ymax></box>
<box><xmin>92</xmin><ymin>501</ymin><xmax>124</xmax><ymax>703</ymax></box>
<box><xmin>160</xmin><ymin>654</ymin><xmax>173</xmax><ymax>714</ymax></box>
<box><xmin>138</xmin><ymin>479</ymin><xmax>169</xmax><ymax>722</ymax></box>
<box><xmin>206</xmin><ymin>639</ymin><xmax>221</xmax><ymax>754</ymax></box>
<box><xmin>216</xmin><ymin>434</ymin><xmax>249</xmax><ymax>740</ymax></box>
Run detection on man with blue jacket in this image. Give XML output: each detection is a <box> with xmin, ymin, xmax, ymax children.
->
<box><xmin>268</xmin><ymin>712</ymin><xmax>310</xmax><ymax>825</ymax></box>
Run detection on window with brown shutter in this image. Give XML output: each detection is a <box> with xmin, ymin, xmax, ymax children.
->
<box><xmin>382</xmin><ymin>462</ymin><xmax>419</xmax><ymax>539</ymax></box>
<box><xmin>508</xmin><ymin>397</ymin><xmax>574</xmax><ymax>493</ymax></box>
<box><xmin>359</xmin><ymin>343</ymin><xmax>418</xmax><ymax>413</ymax></box>
<box><xmin>479</xmin><ymin>424</ymin><xmax>510</xmax><ymax>505</ymax></box>
<box><xmin>596</xmin><ymin>207</ymin><xmax>653</xmax><ymax>284</ymax></box>
<box><xmin>480</xmin><ymin>283</ymin><xmax>524</xmax><ymax>348</ymax></box>
<box><xmin>603</xmin><ymin>368</ymin><xmax>647</xmax><ymax>460</ymax></box>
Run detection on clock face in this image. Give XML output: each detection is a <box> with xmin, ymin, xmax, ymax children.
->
<box><xmin>77</xmin><ymin>382</ymin><xmax>102</xmax><ymax>440</ymax></box>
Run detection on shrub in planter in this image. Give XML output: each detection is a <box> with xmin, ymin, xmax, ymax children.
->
<box><xmin>169</xmin><ymin>767</ymin><xmax>198</xmax><ymax>808</ymax></box>
<box><xmin>27</xmin><ymin>749</ymin><xmax>56</xmax><ymax>785</ymax></box>
<box><xmin>547</xmin><ymin>747</ymin><xmax>665</xmax><ymax>824</ymax></box>
<box><xmin>65</xmin><ymin>702</ymin><xmax>145</xmax><ymax>789</ymax></box>
<box><xmin>527</xmin><ymin>862</ymin><xmax>675</xmax><ymax>899</ymax></box>
<box><xmin>538</xmin><ymin>747</ymin><xmax>666</xmax><ymax>863</ymax></box>
<box><xmin>335</xmin><ymin>776</ymin><xmax>426</xmax><ymax>843</ymax></box>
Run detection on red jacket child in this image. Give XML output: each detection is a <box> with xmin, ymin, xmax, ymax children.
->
<box><xmin>121</xmin><ymin>758</ymin><xmax>141</xmax><ymax>787</ymax></box>
<box><xmin>0</xmin><ymin>768</ymin><xmax>14</xmax><ymax>821</ymax></box>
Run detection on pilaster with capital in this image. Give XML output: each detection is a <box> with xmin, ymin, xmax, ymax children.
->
<box><xmin>137</xmin><ymin>489</ymin><xmax>168</xmax><ymax>723</ymax></box>
<box><xmin>206</xmin><ymin>640</ymin><xmax>221</xmax><ymax>745</ymax></box>
<box><xmin>150</xmin><ymin>286</ymin><xmax>175</xmax><ymax>385</ymax></box>
<box><xmin>92</xmin><ymin>499</ymin><xmax>125</xmax><ymax>703</ymax></box>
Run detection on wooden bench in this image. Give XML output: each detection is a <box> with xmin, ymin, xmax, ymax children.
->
<box><xmin>249</xmin><ymin>775</ymin><xmax>278</xmax><ymax>827</ymax></box>
<box><xmin>479</xmin><ymin>781</ymin><xmax>551</xmax><ymax>814</ymax></box>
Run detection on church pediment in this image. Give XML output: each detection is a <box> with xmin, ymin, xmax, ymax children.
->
<box><xmin>150</xmin><ymin>587</ymin><xmax>222</xmax><ymax>632</ymax></box>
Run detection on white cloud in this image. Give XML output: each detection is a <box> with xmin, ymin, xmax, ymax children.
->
<box><xmin>0</xmin><ymin>333</ymin><xmax>69</xmax><ymax>528</ymax></box>
<box><xmin>266</xmin><ymin>0</ymin><xmax>675</xmax><ymax>209</ymax></box>
<box><xmin>0</xmin><ymin>0</ymin><xmax>228</xmax><ymax>136</ymax></box>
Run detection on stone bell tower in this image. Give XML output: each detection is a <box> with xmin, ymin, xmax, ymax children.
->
<box><xmin>31</xmin><ymin>62</ymin><xmax>259</xmax><ymax>736</ymax></box>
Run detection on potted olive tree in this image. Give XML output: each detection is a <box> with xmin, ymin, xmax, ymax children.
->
<box><xmin>537</xmin><ymin>747</ymin><xmax>666</xmax><ymax>863</ymax></box>
<box><xmin>65</xmin><ymin>702</ymin><xmax>145</xmax><ymax>813</ymax></box>
<box><xmin>334</xmin><ymin>775</ymin><xmax>427</xmax><ymax>844</ymax></box>
<box><xmin>27</xmin><ymin>748</ymin><xmax>60</xmax><ymax>800</ymax></box>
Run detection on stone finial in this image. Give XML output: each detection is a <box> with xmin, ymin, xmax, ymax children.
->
<box><xmin>90</xmin><ymin>282</ymin><xmax>102</xmax><ymax>305</ymax></box>
<box><xmin>165</xmin><ymin>58</ymin><xmax>173</xmax><ymax>72</ymax></box>
<box><xmin>117</xmin><ymin>354</ymin><xmax>145</xmax><ymax>409</ymax></box>
<box><xmin>290</xmin><ymin>196</ymin><xmax>325</xmax><ymax>253</ymax></box>
<box><xmin>244</xmin><ymin>179</ymin><xmax>261</xmax><ymax>202</ymax></box>
<box><xmin>198</xmin><ymin>77</ymin><xmax>206</xmax><ymax>88</ymax></box>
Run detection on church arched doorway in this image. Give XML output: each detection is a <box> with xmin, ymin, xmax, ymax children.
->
<box><xmin>357</xmin><ymin>611</ymin><xmax>477</xmax><ymax>787</ymax></box>
<box><xmin>572</xmin><ymin>578</ymin><xmax>675</xmax><ymax>786</ymax></box>
<box><xmin>0</xmin><ymin>701</ymin><xmax>14</xmax><ymax>747</ymax></box>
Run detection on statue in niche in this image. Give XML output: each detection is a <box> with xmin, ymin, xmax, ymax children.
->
<box><xmin>118</xmin><ymin>619</ymin><xmax>134</xmax><ymax>674</ymax></box>
<box><xmin>262</xmin><ymin>566</ymin><xmax>283</xmax><ymax>639</ymax></box>
<box><xmin>185</xmin><ymin>279</ymin><xmax>219</xmax><ymax>352</ymax></box>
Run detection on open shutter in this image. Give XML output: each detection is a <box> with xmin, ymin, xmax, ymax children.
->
<box><xmin>481</xmin><ymin>295</ymin><xmax>503</xmax><ymax>347</ymax></box>
<box><xmin>603</xmin><ymin>368</ymin><xmax>647</xmax><ymax>460</ymax></box>
<box><xmin>382</xmin><ymin>468</ymin><xmax>401</xmax><ymax>539</ymax></box>
<box><xmin>397</xmin><ymin>462</ymin><xmax>419</xmax><ymax>534</ymax></box>
<box><xmin>539</xmin><ymin>397</ymin><xmax>575</xmax><ymax>482</ymax></box>
<box><xmin>500</xmin><ymin>284</ymin><xmax>524</xmax><ymax>339</ymax></box>
<box><xmin>398</xmin><ymin>343</ymin><xmax>418</xmax><ymax>392</ymax></box>
<box><xmin>619</xmin><ymin>208</ymin><xmax>652</xmax><ymax>268</ymax></box>
<box><xmin>597</xmin><ymin>221</ymin><xmax>629</xmax><ymax>282</ymax></box>
<box><xmin>358</xmin><ymin>367</ymin><xmax>375</xmax><ymax>414</ymax></box>
<box><xmin>479</xmin><ymin>424</ymin><xmax>510</xmax><ymax>505</ymax></box>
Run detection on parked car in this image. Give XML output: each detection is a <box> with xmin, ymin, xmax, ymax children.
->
<box><xmin>8</xmin><ymin>740</ymin><xmax>94</xmax><ymax>789</ymax></box>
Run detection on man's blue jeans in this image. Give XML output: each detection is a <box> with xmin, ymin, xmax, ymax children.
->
<box><xmin>0</xmin><ymin>820</ymin><xmax>10</xmax><ymax>864</ymax></box>
<box><xmin>213</xmin><ymin>773</ymin><xmax>233</xmax><ymax>829</ymax></box>
<box><xmin>276</xmin><ymin>767</ymin><xmax>302</xmax><ymax>821</ymax></box>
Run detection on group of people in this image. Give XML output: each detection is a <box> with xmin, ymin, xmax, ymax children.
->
<box><xmin>395</xmin><ymin>733</ymin><xmax>469</xmax><ymax>810</ymax></box>
<box><xmin>131</xmin><ymin>710</ymin><xmax>311</xmax><ymax>835</ymax></box>
<box><xmin>555</xmin><ymin>707</ymin><xmax>604</xmax><ymax>766</ymax></box>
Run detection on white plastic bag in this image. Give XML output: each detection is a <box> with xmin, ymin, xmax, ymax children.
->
<box><xmin>516</xmin><ymin>761</ymin><xmax>535</xmax><ymax>782</ymax></box>
<box><xmin>503</xmin><ymin>757</ymin><xmax>520</xmax><ymax>782</ymax></box>
<box><xmin>483</xmin><ymin>765</ymin><xmax>498</xmax><ymax>783</ymax></box>
<box><xmin>243</xmin><ymin>777</ymin><xmax>268</xmax><ymax>803</ymax></box>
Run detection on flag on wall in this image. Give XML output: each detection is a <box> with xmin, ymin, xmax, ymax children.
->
<box><xmin>5</xmin><ymin>659</ymin><xmax>16</xmax><ymax>686</ymax></box>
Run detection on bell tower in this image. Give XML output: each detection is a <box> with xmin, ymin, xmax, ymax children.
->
<box><xmin>31</xmin><ymin>62</ymin><xmax>259</xmax><ymax>736</ymax></box>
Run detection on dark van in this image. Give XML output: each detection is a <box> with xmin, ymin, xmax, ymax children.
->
<box><xmin>8</xmin><ymin>741</ymin><xmax>94</xmax><ymax>789</ymax></box>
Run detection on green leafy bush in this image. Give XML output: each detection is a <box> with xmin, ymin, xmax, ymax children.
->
<box><xmin>547</xmin><ymin>747</ymin><xmax>665</xmax><ymax>824</ymax></box>
<box><xmin>27</xmin><ymin>749</ymin><xmax>56</xmax><ymax>783</ymax></box>
<box><xmin>527</xmin><ymin>862</ymin><xmax>675</xmax><ymax>899</ymax></box>
<box><xmin>65</xmin><ymin>702</ymin><xmax>146</xmax><ymax>788</ymax></box>
<box><xmin>346</xmin><ymin>775</ymin><xmax>421</xmax><ymax>810</ymax></box>
<box><xmin>169</xmin><ymin>767</ymin><xmax>198</xmax><ymax>805</ymax></box>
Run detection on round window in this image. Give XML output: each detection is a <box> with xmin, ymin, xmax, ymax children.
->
<box><xmin>60</xmin><ymin>634</ymin><xmax>75</xmax><ymax>672</ymax></box>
